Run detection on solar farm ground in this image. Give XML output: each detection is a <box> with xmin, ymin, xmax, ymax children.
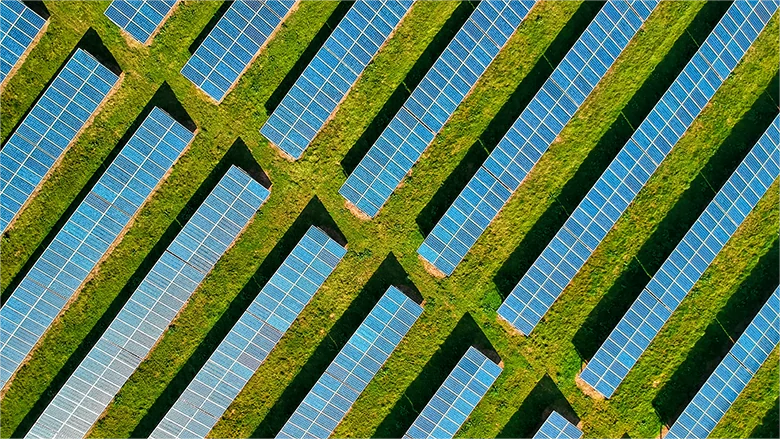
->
<box><xmin>1</xmin><ymin>1</ymin><xmax>778</xmax><ymax>438</ymax></box>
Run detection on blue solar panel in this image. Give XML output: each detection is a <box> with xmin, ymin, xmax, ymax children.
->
<box><xmin>261</xmin><ymin>0</ymin><xmax>414</xmax><ymax>160</ymax></box>
<box><xmin>181</xmin><ymin>0</ymin><xmax>295</xmax><ymax>103</ymax></box>
<box><xmin>418</xmin><ymin>0</ymin><xmax>659</xmax><ymax>276</ymax></box>
<box><xmin>666</xmin><ymin>286</ymin><xmax>780</xmax><ymax>439</ymax></box>
<box><xmin>150</xmin><ymin>226</ymin><xmax>347</xmax><ymax>439</ymax></box>
<box><xmin>0</xmin><ymin>0</ymin><xmax>46</xmax><ymax>84</ymax></box>
<box><xmin>0</xmin><ymin>107</ymin><xmax>194</xmax><ymax>388</ymax></box>
<box><xmin>339</xmin><ymin>0</ymin><xmax>535</xmax><ymax>218</ymax></box>
<box><xmin>403</xmin><ymin>346</ymin><xmax>502</xmax><ymax>439</ymax></box>
<box><xmin>533</xmin><ymin>411</ymin><xmax>583</xmax><ymax>439</ymax></box>
<box><xmin>579</xmin><ymin>114</ymin><xmax>780</xmax><ymax>398</ymax></box>
<box><xmin>26</xmin><ymin>166</ymin><xmax>270</xmax><ymax>439</ymax></box>
<box><xmin>104</xmin><ymin>0</ymin><xmax>178</xmax><ymax>45</ymax></box>
<box><xmin>0</xmin><ymin>48</ymin><xmax>120</xmax><ymax>232</ymax></box>
<box><xmin>497</xmin><ymin>1</ymin><xmax>778</xmax><ymax>336</ymax></box>
<box><xmin>277</xmin><ymin>286</ymin><xmax>422</xmax><ymax>439</ymax></box>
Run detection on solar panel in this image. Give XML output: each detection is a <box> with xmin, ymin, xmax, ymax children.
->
<box><xmin>0</xmin><ymin>0</ymin><xmax>46</xmax><ymax>85</ymax></box>
<box><xmin>26</xmin><ymin>166</ymin><xmax>270</xmax><ymax>439</ymax></box>
<box><xmin>181</xmin><ymin>0</ymin><xmax>295</xmax><ymax>103</ymax></box>
<box><xmin>261</xmin><ymin>0</ymin><xmax>414</xmax><ymax>160</ymax></box>
<box><xmin>665</xmin><ymin>286</ymin><xmax>780</xmax><ymax>439</ymax></box>
<box><xmin>403</xmin><ymin>346</ymin><xmax>502</xmax><ymax>439</ymax></box>
<box><xmin>104</xmin><ymin>0</ymin><xmax>178</xmax><ymax>45</ymax></box>
<box><xmin>0</xmin><ymin>48</ymin><xmax>120</xmax><ymax>232</ymax></box>
<box><xmin>579</xmin><ymin>114</ymin><xmax>780</xmax><ymax>398</ymax></box>
<box><xmin>338</xmin><ymin>0</ymin><xmax>535</xmax><ymax>218</ymax></box>
<box><xmin>276</xmin><ymin>286</ymin><xmax>422</xmax><ymax>439</ymax></box>
<box><xmin>150</xmin><ymin>226</ymin><xmax>347</xmax><ymax>439</ymax></box>
<box><xmin>497</xmin><ymin>0</ymin><xmax>778</xmax><ymax>336</ymax></box>
<box><xmin>0</xmin><ymin>107</ymin><xmax>194</xmax><ymax>388</ymax></box>
<box><xmin>417</xmin><ymin>0</ymin><xmax>659</xmax><ymax>276</ymax></box>
<box><xmin>533</xmin><ymin>411</ymin><xmax>583</xmax><ymax>439</ymax></box>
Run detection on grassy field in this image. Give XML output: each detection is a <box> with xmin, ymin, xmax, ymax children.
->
<box><xmin>1</xmin><ymin>1</ymin><xmax>778</xmax><ymax>438</ymax></box>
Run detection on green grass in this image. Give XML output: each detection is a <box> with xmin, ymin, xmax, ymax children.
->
<box><xmin>1</xmin><ymin>1</ymin><xmax>778</xmax><ymax>438</ymax></box>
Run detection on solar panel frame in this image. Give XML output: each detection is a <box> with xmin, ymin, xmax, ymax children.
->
<box><xmin>276</xmin><ymin>286</ymin><xmax>422</xmax><ymax>439</ymax></box>
<box><xmin>0</xmin><ymin>0</ymin><xmax>47</xmax><ymax>85</ymax></box>
<box><xmin>579</xmin><ymin>114</ymin><xmax>779</xmax><ymax>398</ymax></box>
<box><xmin>338</xmin><ymin>0</ymin><xmax>536</xmax><ymax>218</ymax></box>
<box><xmin>403</xmin><ymin>346</ymin><xmax>502</xmax><ymax>439</ymax></box>
<box><xmin>261</xmin><ymin>0</ymin><xmax>414</xmax><ymax>160</ymax></box>
<box><xmin>533</xmin><ymin>411</ymin><xmax>583</xmax><ymax>439</ymax></box>
<box><xmin>150</xmin><ymin>226</ymin><xmax>347</xmax><ymax>439</ymax></box>
<box><xmin>665</xmin><ymin>287</ymin><xmax>780</xmax><ymax>439</ymax></box>
<box><xmin>26</xmin><ymin>166</ymin><xmax>270</xmax><ymax>439</ymax></box>
<box><xmin>104</xmin><ymin>0</ymin><xmax>178</xmax><ymax>45</ymax></box>
<box><xmin>180</xmin><ymin>0</ymin><xmax>296</xmax><ymax>103</ymax></box>
<box><xmin>1</xmin><ymin>48</ymin><xmax>121</xmax><ymax>233</ymax></box>
<box><xmin>497</xmin><ymin>0</ymin><xmax>777</xmax><ymax>336</ymax></box>
<box><xmin>418</xmin><ymin>0</ymin><xmax>660</xmax><ymax>276</ymax></box>
<box><xmin>0</xmin><ymin>107</ymin><xmax>194</xmax><ymax>388</ymax></box>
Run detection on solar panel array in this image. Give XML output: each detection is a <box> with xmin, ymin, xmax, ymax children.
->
<box><xmin>277</xmin><ymin>286</ymin><xmax>422</xmax><ymax>439</ymax></box>
<box><xmin>579</xmin><ymin>114</ymin><xmax>780</xmax><ymax>398</ymax></box>
<box><xmin>151</xmin><ymin>226</ymin><xmax>347</xmax><ymax>439</ymax></box>
<box><xmin>0</xmin><ymin>0</ymin><xmax>46</xmax><ymax>84</ymax></box>
<box><xmin>666</xmin><ymin>286</ymin><xmax>780</xmax><ymax>439</ymax></box>
<box><xmin>0</xmin><ymin>48</ymin><xmax>120</xmax><ymax>232</ymax></box>
<box><xmin>261</xmin><ymin>0</ymin><xmax>414</xmax><ymax>160</ymax></box>
<box><xmin>104</xmin><ymin>0</ymin><xmax>178</xmax><ymax>45</ymax></box>
<box><xmin>0</xmin><ymin>107</ymin><xmax>193</xmax><ymax>389</ymax></box>
<box><xmin>181</xmin><ymin>0</ymin><xmax>295</xmax><ymax>103</ymax></box>
<box><xmin>403</xmin><ymin>346</ymin><xmax>502</xmax><ymax>439</ymax></box>
<box><xmin>497</xmin><ymin>0</ymin><xmax>777</xmax><ymax>336</ymax></box>
<box><xmin>533</xmin><ymin>411</ymin><xmax>583</xmax><ymax>439</ymax></box>
<box><xmin>417</xmin><ymin>0</ymin><xmax>659</xmax><ymax>276</ymax></box>
<box><xmin>338</xmin><ymin>0</ymin><xmax>535</xmax><ymax>218</ymax></box>
<box><xmin>26</xmin><ymin>166</ymin><xmax>269</xmax><ymax>439</ymax></box>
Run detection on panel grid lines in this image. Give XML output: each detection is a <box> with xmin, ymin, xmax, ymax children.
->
<box><xmin>496</xmin><ymin>0</ymin><xmax>777</xmax><ymax>336</ymax></box>
<box><xmin>0</xmin><ymin>0</ymin><xmax>46</xmax><ymax>84</ymax></box>
<box><xmin>104</xmin><ymin>0</ymin><xmax>178</xmax><ymax>45</ymax></box>
<box><xmin>533</xmin><ymin>411</ymin><xmax>583</xmax><ymax>439</ymax></box>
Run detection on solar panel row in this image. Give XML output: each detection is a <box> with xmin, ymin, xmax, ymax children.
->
<box><xmin>151</xmin><ymin>226</ymin><xmax>347</xmax><ymax>439</ymax></box>
<box><xmin>497</xmin><ymin>0</ymin><xmax>777</xmax><ymax>336</ymax></box>
<box><xmin>417</xmin><ymin>0</ymin><xmax>659</xmax><ymax>276</ymax></box>
<box><xmin>261</xmin><ymin>0</ymin><xmax>414</xmax><ymax>160</ymax></box>
<box><xmin>403</xmin><ymin>346</ymin><xmax>502</xmax><ymax>439</ymax></box>
<box><xmin>665</xmin><ymin>286</ymin><xmax>780</xmax><ymax>439</ymax></box>
<box><xmin>26</xmin><ymin>166</ymin><xmax>270</xmax><ymax>439</ymax></box>
<box><xmin>104</xmin><ymin>0</ymin><xmax>178</xmax><ymax>45</ymax></box>
<box><xmin>0</xmin><ymin>0</ymin><xmax>46</xmax><ymax>85</ymax></box>
<box><xmin>0</xmin><ymin>107</ymin><xmax>194</xmax><ymax>389</ymax></box>
<box><xmin>533</xmin><ymin>411</ymin><xmax>583</xmax><ymax>439</ymax></box>
<box><xmin>181</xmin><ymin>0</ymin><xmax>295</xmax><ymax>103</ymax></box>
<box><xmin>338</xmin><ymin>0</ymin><xmax>535</xmax><ymax>218</ymax></box>
<box><xmin>277</xmin><ymin>286</ymin><xmax>422</xmax><ymax>439</ymax></box>
<box><xmin>0</xmin><ymin>48</ymin><xmax>120</xmax><ymax>233</ymax></box>
<box><xmin>579</xmin><ymin>114</ymin><xmax>780</xmax><ymax>398</ymax></box>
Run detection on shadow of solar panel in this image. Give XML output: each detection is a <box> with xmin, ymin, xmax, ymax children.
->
<box><xmin>418</xmin><ymin>0</ymin><xmax>660</xmax><ymax>276</ymax></box>
<box><xmin>497</xmin><ymin>1</ymin><xmax>778</xmax><ymax>336</ymax></box>
<box><xmin>580</xmin><ymin>114</ymin><xmax>780</xmax><ymax>398</ymax></box>
<box><xmin>403</xmin><ymin>346</ymin><xmax>502</xmax><ymax>439</ymax></box>
<box><xmin>339</xmin><ymin>0</ymin><xmax>535</xmax><ymax>218</ymax></box>
<box><xmin>666</xmin><ymin>286</ymin><xmax>780</xmax><ymax>439</ymax></box>
<box><xmin>104</xmin><ymin>0</ymin><xmax>178</xmax><ymax>45</ymax></box>
<box><xmin>261</xmin><ymin>0</ymin><xmax>414</xmax><ymax>160</ymax></box>
<box><xmin>0</xmin><ymin>0</ymin><xmax>46</xmax><ymax>84</ymax></box>
<box><xmin>0</xmin><ymin>48</ymin><xmax>120</xmax><ymax>233</ymax></box>
<box><xmin>181</xmin><ymin>0</ymin><xmax>295</xmax><ymax>103</ymax></box>
<box><xmin>0</xmin><ymin>107</ymin><xmax>194</xmax><ymax>389</ymax></box>
<box><xmin>150</xmin><ymin>226</ymin><xmax>347</xmax><ymax>439</ymax></box>
<box><xmin>533</xmin><ymin>411</ymin><xmax>583</xmax><ymax>439</ymax></box>
<box><xmin>276</xmin><ymin>286</ymin><xmax>422</xmax><ymax>439</ymax></box>
<box><xmin>26</xmin><ymin>166</ymin><xmax>270</xmax><ymax>439</ymax></box>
